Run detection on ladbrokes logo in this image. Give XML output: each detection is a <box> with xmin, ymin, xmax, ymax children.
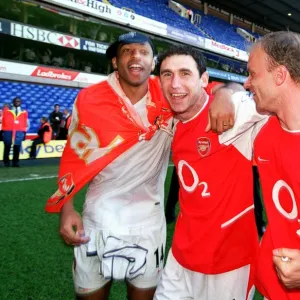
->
<box><xmin>31</xmin><ymin>67</ymin><xmax>79</xmax><ymax>81</ymax></box>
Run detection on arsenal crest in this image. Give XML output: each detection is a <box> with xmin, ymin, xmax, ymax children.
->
<box><xmin>197</xmin><ymin>137</ymin><xmax>211</xmax><ymax>157</ymax></box>
<box><xmin>48</xmin><ymin>173</ymin><xmax>75</xmax><ymax>205</ymax></box>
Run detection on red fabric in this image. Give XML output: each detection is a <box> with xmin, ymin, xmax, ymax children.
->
<box><xmin>65</xmin><ymin>115</ymin><xmax>71</xmax><ymax>130</ymax></box>
<box><xmin>45</xmin><ymin>77</ymin><xmax>172</xmax><ymax>213</ymax></box>
<box><xmin>254</xmin><ymin>116</ymin><xmax>300</xmax><ymax>300</ymax></box>
<box><xmin>41</xmin><ymin>122</ymin><xmax>52</xmax><ymax>143</ymax></box>
<box><xmin>2</xmin><ymin>108</ymin><xmax>28</xmax><ymax>131</ymax></box>
<box><xmin>205</xmin><ymin>81</ymin><xmax>224</xmax><ymax>95</ymax></box>
<box><xmin>172</xmin><ymin>96</ymin><xmax>258</xmax><ymax>274</ymax></box>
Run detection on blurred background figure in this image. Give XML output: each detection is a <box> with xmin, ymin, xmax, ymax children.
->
<box><xmin>24</xmin><ymin>48</ymin><xmax>37</xmax><ymax>63</ymax></box>
<box><xmin>49</xmin><ymin>104</ymin><xmax>63</xmax><ymax>140</ymax></box>
<box><xmin>29</xmin><ymin>117</ymin><xmax>52</xmax><ymax>159</ymax></box>
<box><xmin>40</xmin><ymin>49</ymin><xmax>52</xmax><ymax>65</ymax></box>
<box><xmin>0</xmin><ymin>104</ymin><xmax>10</xmax><ymax>141</ymax></box>
<box><xmin>0</xmin><ymin>107</ymin><xmax>3</xmax><ymax>141</ymax></box>
<box><xmin>2</xmin><ymin>97</ymin><xmax>28</xmax><ymax>167</ymax></box>
<box><xmin>58</xmin><ymin>109</ymin><xmax>71</xmax><ymax>140</ymax></box>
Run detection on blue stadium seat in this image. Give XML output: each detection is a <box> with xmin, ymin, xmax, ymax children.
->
<box><xmin>0</xmin><ymin>80</ymin><xmax>80</xmax><ymax>134</ymax></box>
<box><xmin>106</xmin><ymin>0</ymin><xmax>255</xmax><ymax>51</ymax></box>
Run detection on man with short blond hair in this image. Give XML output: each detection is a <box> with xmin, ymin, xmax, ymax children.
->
<box><xmin>244</xmin><ymin>30</ymin><xmax>300</xmax><ymax>300</ymax></box>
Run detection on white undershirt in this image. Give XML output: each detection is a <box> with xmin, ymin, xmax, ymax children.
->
<box><xmin>83</xmin><ymin>96</ymin><xmax>172</xmax><ymax>233</ymax></box>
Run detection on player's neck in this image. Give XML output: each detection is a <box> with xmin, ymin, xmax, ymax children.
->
<box><xmin>179</xmin><ymin>92</ymin><xmax>208</xmax><ymax>123</ymax></box>
<box><xmin>119</xmin><ymin>79</ymin><xmax>148</xmax><ymax>105</ymax></box>
<box><xmin>277</xmin><ymin>91</ymin><xmax>300</xmax><ymax>131</ymax></box>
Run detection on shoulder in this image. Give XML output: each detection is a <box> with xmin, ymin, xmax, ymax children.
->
<box><xmin>231</xmin><ymin>91</ymin><xmax>254</xmax><ymax>104</ymax></box>
<box><xmin>78</xmin><ymin>80</ymin><xmax>112</xmax><ymax>98</ymax></box>
<box><xmin>257</xmin><ymin>116</ymin><xmax>277</xmax><ymax>133</ymax></box>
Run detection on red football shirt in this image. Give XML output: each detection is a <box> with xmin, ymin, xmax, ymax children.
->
<box><xmin>172</xmin><ymin>92</ymin><xmax>265</xmax><ymax>274</ymax></box>
<box><xmin>255</xmin><ymin>116</ymin><xmax>300</xmax><ymax>300</ymax></box>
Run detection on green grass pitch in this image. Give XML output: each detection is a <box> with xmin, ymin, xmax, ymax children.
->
<box><xmin>0</xmin><ymin>163</ymin><xmax>263</xmax><ymax>299</ymax></box>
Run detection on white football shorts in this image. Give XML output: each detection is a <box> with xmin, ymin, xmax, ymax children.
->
<box><xmin>154</xmin><ymin>249</ymin><xmax>255</xmax><ymax>300</ymax></box>
<box><xmin>73</xmin><ymin>218</ymin><xmax>166</xmax><ymax>295</ymax></box>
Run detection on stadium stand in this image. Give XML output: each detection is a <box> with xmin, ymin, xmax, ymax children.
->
<box><xmin>196</xmin><ymin>13</ymin><xmax>248</xmax><ymax>50</ymax></box>
<box><xmin>107</xmin><ymin>0</ymin><xmax>255</xmax><ymax>51</ymax></box>
<box><xmin>109</xmin><ymin>0</ymin><xmax>207</xmax><ymax>38</ymax></box>
<box><xmin>0</xmin><ymin>81</ymin><xmax>79</xmax><ymax>134</ymax></box>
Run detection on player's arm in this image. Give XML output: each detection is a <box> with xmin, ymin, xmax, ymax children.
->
<box><xmin>58</xmin><ymin>96</ymin><xmax>89</xmax><ymax>246</ymax></box>
<box><xmin>273</xmin><ymin>248</ymin><xmax>300</xmax><ymax>289</ymax></box>
<box><xmin>217</xmin><ymin>91</ymin><xmax>269</xmax><ymax>149</ymax></box>
<box><xmin>59</xmin><ymin>198</ymin><xmax>90</xmax><ymax>246</ymax></box>
<box><xmin>206</xmin><ymin>86</ymin><xmax>235</xmax><ymax>134</ymax></box>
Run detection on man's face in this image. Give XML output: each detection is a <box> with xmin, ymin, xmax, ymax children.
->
<box><xmin>55</xmin><ymin>105</ymin><xmax>60</xmax><ymax>112</ymax></box>
<box><xmin>14</xmin><ymin>99</ymin><xmax>21</xmax><ymax>107</ymax></box>
<box><xmin>244</xmin><ymin>46</ymin><xmax>278</xmax><ymax>113</ymax></box>
<box><xmin>159</xmin><ymin>54</ymin><xmax>208</xmax><ymax>121</ymax></box>
<box><xmin>112</xmin><ymin>43</ymin><xmax>154</xmax><ymax>87</ymax></box>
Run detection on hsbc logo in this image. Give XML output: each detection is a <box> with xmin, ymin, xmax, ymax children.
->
<box><xmin>58</xmin><ymin>35</ymin><xmax>79</xmax><ymax>48</ymax></box>
<box><xmin>10</xmin><ymin>23</ymin><xmax>80</xmax><ymax>49</ymax></box>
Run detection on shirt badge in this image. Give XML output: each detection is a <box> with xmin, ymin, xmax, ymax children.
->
<box><xmin>197</xmin><ymin>137</ymin><xmax>211</xmax><ymax>157</ymax></box>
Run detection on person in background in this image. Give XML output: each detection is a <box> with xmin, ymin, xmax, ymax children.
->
<box><xmin>58</xmin><ymin>109</ymin><xmax>71</xmax><ymax>140</ymax></box>
<box><xmin>186</xmin><ymin>9</ymin><xmax>194</xmax><ymax>23</ymax></box>
<box><xmin>0</xmin><ymin>108</ymin><xmax>3</xmax><ymax>141</ymax></box>
<box><xmin>49</xmin><ymin>104</ymin><xmax>63</xmax><ymax>139</ymax></box>
<box><xmin>2</xmin><ymin>97</ymin><xmax>28</xmax><ymax>167</ymax></box>
<box><xmin>29</xmin><ymin>117</ymin><xmax>52</xmax><ymax>159</ymax></box>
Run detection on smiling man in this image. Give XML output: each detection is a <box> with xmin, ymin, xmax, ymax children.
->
<box><xmin>244</xmin><ymin>31</ymin><xmax>300</xmax><ymax>300</ymax></box>
<box><xmin>51</xmin><ymin>32</ymin><xmax>173</xmax><ymax>300</ymax></box>
<box><xmin>154</xmin><ymin>45</ymin><xmax>268</xmax><ymax>300</ymax></box>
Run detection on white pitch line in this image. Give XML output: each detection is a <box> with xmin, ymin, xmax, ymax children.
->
<box><xmin>0</xmin><ymin>164</ymin><xmax>175</xmax><ymax>184</ymax></box>
<box><xmin>0</xmin><ymin>175</ymin><xmax>57</xmax><ymax>183</ymax></box>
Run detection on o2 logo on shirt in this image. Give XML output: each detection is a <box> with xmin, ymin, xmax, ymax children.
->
<box><xmin>177</xmin><ymin>160</ymin><xmax>211</xmax><ymax>197</ymax></box>
<box><xmin>197</xmin><ymin>137</ymin><xmax>211</xmax><ymax>157</ymax></box>
<box><xmin>273</xmin><ymin>180</ymin><xmax>298</xmax><ymax>220</ymax></box>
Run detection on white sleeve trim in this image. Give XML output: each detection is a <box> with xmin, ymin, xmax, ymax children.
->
<box><xmin>219</xmin><ymin>91</ymin><xmax>269</xmax><ymax>160</ymax></box>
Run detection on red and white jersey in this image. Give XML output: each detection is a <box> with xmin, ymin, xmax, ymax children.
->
<box><xmin>83</xmin><ymin>93</ymin><xmax>173</xmax><ymax>234</ymax></box>
<box><xmin>172</xmin><ymin>91</ymin><xmax>267</xmax><ymax>274</ymax></box>
<box><xmin>254</xmin><ymin>116</ymin><xmax>300</xmax><ymax>300</ymax></box>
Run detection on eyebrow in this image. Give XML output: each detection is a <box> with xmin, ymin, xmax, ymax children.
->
<box><xmin>160</xmin><ymin>68</ymin><xmax>192</xmax><ymax>74</ymax></box>
<box><xmin>120</xmin><ymin>43</ymin><xmax>150</xmax><ymax>49</ymax></box>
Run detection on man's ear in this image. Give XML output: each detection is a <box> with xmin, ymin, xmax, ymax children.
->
<box><xmin>151</xmin><ymin>59</ymin><xmax>155</xmax><ymax>72</ymax></box>
<box><xmin>274</xmin><ymin>65</ymin><xmax>288</xmax><ymax>86</ymax></box>
<box><xmin>200</xmin><ymin>71</ymin><xmax>209</xmax><ymax>88</ymax></box>
<box><xmin>112</xmin><ymin>57</ymin><xmax>118</xmax><ymax>71</ymax></box>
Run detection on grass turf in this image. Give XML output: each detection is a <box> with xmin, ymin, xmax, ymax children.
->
<box><xmin>0</xmin><ymin>164</ymin><xmax>263</xmax><ymax>299</ymax></box>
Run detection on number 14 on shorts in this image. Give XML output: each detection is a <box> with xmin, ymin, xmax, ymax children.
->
<box><xmin>154</xmin><ymin>244</ymin><xmax>164</xmax><ymax>268</ymax></box>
